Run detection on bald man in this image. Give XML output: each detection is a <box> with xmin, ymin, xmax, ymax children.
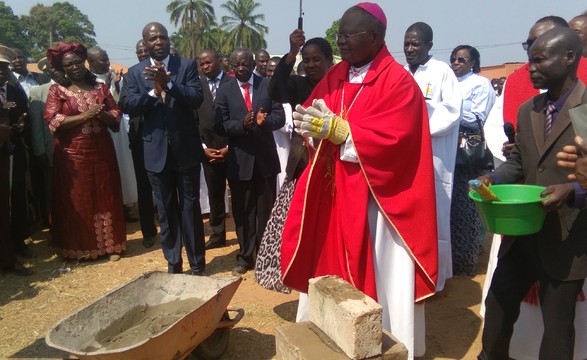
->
<box><xmin>479</xmin><ymin>27</ymin><xmax>587</xmax><ymax>360</ymax></box>
<box><xmin>502</xmin><ymin>16</ymin><xmax>569</xmax><ymax>131</ymax></box>
<box><xmin>119</xmin><ymin>22</ymin><xmax>206</xmax><ymax>275</ymax></box>
<box><xmin>570</xmin><ymin>15</ymin><xmax>587</xmax><ymax>57</ymax></box>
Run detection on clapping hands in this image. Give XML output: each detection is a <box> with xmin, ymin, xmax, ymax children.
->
<box><xmin>143</xmin><ymin>62</ymin><xmax>170</xmax><ymax>96</ymax></box>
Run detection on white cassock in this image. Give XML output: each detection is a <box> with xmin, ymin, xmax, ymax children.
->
<box><xmin>297</xmin><ymin>136</ymin><xmax>425</xmax><ymax>359</ymax></box>
<box><xmin>273</xmin><ymin>103</ymin><xmax>293</xmax><ymax>192</ymax></box>
<box><xmin>199</xmin><ymin>166</ymin><xmax>210</xmax><ymax>214</ymax></box>
<box><xmin>405</xmin><ymin>57</ymin><xmax>462</xmax><ymax>291</ymax></box>
<box><xmin>484</xmin><ymin>91</ymin><xmax>507</xmax><ymax>167</ymax></box>
<box><xmin>96</xmin><ymin>71</ymin><xmax>138</xmax><ymax>205</ymax></box>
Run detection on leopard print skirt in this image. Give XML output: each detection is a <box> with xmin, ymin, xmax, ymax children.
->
<box><xmin>254</xmin><ymin>179</ymin><xmax>296</xmax><ymax>294</ymax></box>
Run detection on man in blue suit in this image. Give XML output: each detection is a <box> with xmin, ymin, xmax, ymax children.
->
<box><xmin>215</xmin><ymin>48</ymin><xmax>285</xmax><ymax>275</ymax></box>
<box><xmin>119</xmin><ymin>22</ymin><xmax>206</xmax><ymax>275</ymax></box>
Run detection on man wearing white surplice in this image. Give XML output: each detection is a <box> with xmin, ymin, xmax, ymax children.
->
<box><xmin>404</xmin><ymin>22</ymin><xmax>462</xmax><ymax>291</ymax></box>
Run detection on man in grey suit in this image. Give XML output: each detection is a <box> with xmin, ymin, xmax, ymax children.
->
<box><xmin>28</xmin><ymin>59</ymin><xmax>68</xmax><ymax>228</ymax></box>
<box><xmin>479</xmin><ymin>27</ymin><xmax>587</xmax><ymax>359</ymax></box>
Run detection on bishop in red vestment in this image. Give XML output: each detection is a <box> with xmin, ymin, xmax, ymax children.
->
<box><xmin>280</xmin><ymin>3</ymin><xmax>438</xmax><ymax>358</ymax></box>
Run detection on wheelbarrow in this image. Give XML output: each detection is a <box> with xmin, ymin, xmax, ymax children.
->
<box><xmin>45</xmin><ymin>271</ymin><xmax>244</xmax><ymax>360</ymax></box>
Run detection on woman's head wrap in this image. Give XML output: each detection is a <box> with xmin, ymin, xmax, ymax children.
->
<box><xmin>46</xmin><ymin>42</ymin><xmax>87</xmax><ymax>71</ymax></box>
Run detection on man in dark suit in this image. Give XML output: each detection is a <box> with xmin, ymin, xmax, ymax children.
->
<box><xmin>215</xmin><ymin>48</ymin><xmax>285</xmax><ymax>275</ymax></box>
<box><xmin>479</xmin><ymin>28</ymin><xmax>587</xmax><ymax>359</ymax></box>
<box><xmin>124</xmin><ymin>39</ymin><xmax>158</xmax><ymax>248</ymax></box>
<box><xmin>2</xmin><ymin>47</ymin><xmax>34</xmax><ymax>260</ymax></box>
<box><xmin>0</xmin><ymin>45</ymin><xmax>32</xmax><ymax>275</ymax></box>
<box><xmin>119</xmin><ymin>22</ymin><xmax>206</xmax><ymax>275</ymax></box>
<box><xmin>196</xmin><ymin>49</ymin><xmax>231</xmax><ymax>250</ymax></box>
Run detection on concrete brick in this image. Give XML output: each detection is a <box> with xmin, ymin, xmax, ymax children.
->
<box><xmin>308</xmin><ymin>276</ymin><xmax>383</xmax><ymax>359</ymax></box>
<box><xmin>275</xmin><ymin>321</ymin><xmax>408</xmax><ymax>360</ymax></box>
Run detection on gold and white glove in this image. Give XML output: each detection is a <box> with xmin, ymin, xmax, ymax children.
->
<box><xmin>293</xmin><ymin>99</ymin><xmax>350</xmax><ymax>145</ymax></box>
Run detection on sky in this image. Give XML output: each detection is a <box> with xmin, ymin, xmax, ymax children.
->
<box><xmin>9</xmin><ymin>0</ymin><xmax>587</xmax><ymax>68</ymax></box>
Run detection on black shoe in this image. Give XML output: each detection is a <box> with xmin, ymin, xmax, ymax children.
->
<box><xmin>168</xmin><ymin>263</ymin><xmax>183</xmax><ymax>274</ymax></box>
<box><xmin>205</xmin><ymin>239</ymin><xmax>226</xmax><ymax>250</ymax></box>
<box><xmin>4</xmin><ymin>262</ymin><xmax>33</xmax><ymax>276</ymax></box>
<box><xmin>124</xmin><ymin>206</ymin><xmax>139</xmax><ymax>223</ymax></box>
<box><xmin>15</xmin><ymin>244</ymin><xmax>34</xmax><ymax>259</ymax></box>
<box><xmin>231</xmin><ymin>265</ymin><xmax>250</xmax><ymax>276</ymax></box>
<box><xmin>142</xmin><ymin>235</ymin><xmax>156</xmax><ymax>248</ymax></box>
<box><xmin>187</xmin><ymin>270</ymin><xmax>207</xmax><ymax>276</ymax></box>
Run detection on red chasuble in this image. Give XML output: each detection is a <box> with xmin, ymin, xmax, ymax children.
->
<box><xmin>281</xmin><ymin>45</ymin><xmax>438</xmax><ymax>302</ymax></box>
<box><xmin>503</xmin><ymin>64</ymin><xmax>539</xmax><ymax>128</ymax></box>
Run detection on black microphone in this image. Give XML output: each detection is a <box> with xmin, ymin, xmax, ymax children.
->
<box><xmin>504</xmin><ymin>122</ymin><xmax>516</xmax><ymax>144</ymax></box>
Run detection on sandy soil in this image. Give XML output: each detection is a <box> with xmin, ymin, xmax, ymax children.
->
<box><xmin>0</xmin><ymin>215</ymin><xmax>490</xmax><ymax>359</ymax></box>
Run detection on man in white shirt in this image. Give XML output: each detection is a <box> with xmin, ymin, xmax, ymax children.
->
<box><xmin>403</xmin><ymin>22</ymin><xmax>462</xmax><ymax>291</ymax></box>
<box><xmin>253</xmin><ymin>50</ymin><xmax>269</xmax><ymax>77</ymax></box>
<box><xmin>11</xmin><ymin>48</ymin><xmax>49</xmax><ymax>98</ymax></box>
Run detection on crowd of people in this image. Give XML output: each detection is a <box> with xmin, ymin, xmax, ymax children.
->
<box><xmin>1</xmin><ymin>2</ymin><xmax>587</xmax><ymax>359</ymax></box>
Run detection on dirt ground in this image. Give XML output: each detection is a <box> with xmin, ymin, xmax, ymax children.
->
<box><xmin>0</xmin><ymin>213</ymin><xmax>490</xmax><ymax>360</ymax></box>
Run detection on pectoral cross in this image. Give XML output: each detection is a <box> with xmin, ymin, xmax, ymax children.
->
<box><xmin>424</xmin><ymin>81</ymin><xmax>432</xmax><ymax>99</ymax></box>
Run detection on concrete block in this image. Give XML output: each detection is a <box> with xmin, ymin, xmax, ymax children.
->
<box><xmin>275</xmin><ymin>321</ymin><xmax>408</xmax><ymax>360</ymax></box>
<box><xmin>308</xmin><ymin>276</ymin><xmax>383</xmax><ymax>359</ymax></box>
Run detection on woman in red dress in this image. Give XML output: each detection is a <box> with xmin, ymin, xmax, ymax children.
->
<box><xmin>45</xmin><ymin>42</ymin><xmax>126</xmax><ymax>261</ymax></box>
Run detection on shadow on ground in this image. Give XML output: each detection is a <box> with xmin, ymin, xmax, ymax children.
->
<box><xmin>222</xmin><ymin>327</ymin><xmax>276</xmax><ymax>359</ymax></box>
<box><xmin>10</xmin><ymin>337</ymin><xmax>69</xmax><ymax>359</ymax></box>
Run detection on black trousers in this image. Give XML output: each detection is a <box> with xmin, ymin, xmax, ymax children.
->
<box><xmin>0</xmin><ymin>152</ymin><xmax>16</xmax><ymax>267</ymax></box>
<box><xmin>202</xmin><ymin>160</ymin><xmax>228</xmax><ymax>243</ymax></box>
<box><xmin>481</xmin><ymin>236</ymin><xmax>584</xmax><ymax>360</ymax></box>
<box><xmin>228</xmin><ymin>163</ymin><xmax>276</xmax><ymax>268</ymax></box>
<box><xmin>10</xmin><ymin>139</ymin><xmax>31</xmax><ymax>245</ymax></box>
<box><xmin>130</xmin><ymin>133</ymin><xmax>157</xmax><ymax>239</ymax></box>
<box><xmin>148</xmin><ymin>156</ymin><xmax>206</xmax><ymax>273</ymax></box>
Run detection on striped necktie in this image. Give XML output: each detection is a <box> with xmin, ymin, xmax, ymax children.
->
<box><xmin>544</xmin><ymin>103</ymin><xmax>556</xmax><ymax>139</ymax></box>
<box><xmin>209</xmin><ymin>78</ymin><xmax>217</xmax><ymax>101</ymax></box>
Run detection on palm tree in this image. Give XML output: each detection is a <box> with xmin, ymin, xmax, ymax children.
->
<box><xmin>166</xmin><ymin>0</ymin><xmax>216</xmax><ymax>59</ymax></box>
<box><xmin>220</xmin><ymin>0</ymin><xmax>268</xmax><ymax>52</ymax></box>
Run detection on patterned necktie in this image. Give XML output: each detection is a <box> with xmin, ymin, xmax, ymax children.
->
<box><xmin>241</xmin><ymin>83</ymin><xmax>252</xmax><ymax>111</ymax></box>
<box><xmin>209</xmin><ymin>78</ymin><xmax>217</xmax><ymax>101</ymax></box>
<box><xmin>544</xmin><ymin>103</ymin><xmax>556</xmax><ymax>139</ymax></box>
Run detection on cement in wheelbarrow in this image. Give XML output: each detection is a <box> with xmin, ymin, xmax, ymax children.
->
<box><xmin>45</xmin><ymin>271</ymin><xmax>242</xmax><ymax>360</ymax></box>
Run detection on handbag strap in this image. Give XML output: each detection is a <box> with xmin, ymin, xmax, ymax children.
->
<box><xmin>475</xmin><ymin>115</ymin><xmax>486</xmax><ymax>141</ymax></box>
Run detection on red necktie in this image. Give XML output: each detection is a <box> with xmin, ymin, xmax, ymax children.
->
<box><xmin>241</xmin><ymin>83</ymin><xmax>252</xmax><ymax>111</ymax></box>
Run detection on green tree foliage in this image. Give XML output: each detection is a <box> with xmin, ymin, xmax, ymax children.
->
<box><xmin>325</xmin><ymin>19</ymin><xmax>340</xmax><ymax>57</ymax></box>
<box><xmin>167</xmin><ymin>0</ymin><xmax>216</xmax><ymax>59</ymax></box>
<box><xmin>220</xmin><ymin>0</ymin><xmax>268</xmax><ymax>52</ymax></box>
<box><xmin>20</xmin><ymin>2</ymin><xmax>96</xmax><ymax>61</ymax></box>
<box><xmin>207</xmin><ymin>27</ymin><xmax>233</xmax><ymax>55</ymax></box>
<box><xmin>0</xmin><ymin>2</ymin><xmax>29</xmax><ymax>52</ymax></box>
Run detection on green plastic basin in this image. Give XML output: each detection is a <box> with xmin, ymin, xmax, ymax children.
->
<box><xmin>468</xmin><ymin>184</ymin><xmax>547</xmax><ymax>236</ymax></box>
